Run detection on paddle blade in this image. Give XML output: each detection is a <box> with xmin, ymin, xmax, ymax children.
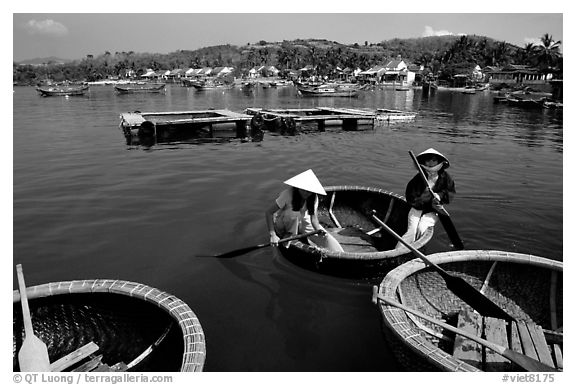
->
<box><xmin>444</xmin><ymin>274</ymin><xmax>515</xmax><ymax>321</ymax></box>
<box><xmin>437</xmin><ymin>213</ymin><xmax>464</xmax><ymax>250</ymax></box>
<box><xmin>503</xmin><ymin>348</ymin><xmax>559</xmax><ymax>372</ymax></box>
<box><xmin>18</xmin><ymin>334</ymin><xmax>51</xmax><ymax>372</ymax></box>
<box><xmin>199</xmin><ymin>243</ymin><xmax>268</xmax><ymax>258</ymax></box>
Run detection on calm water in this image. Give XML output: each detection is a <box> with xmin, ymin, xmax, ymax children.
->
<box><xmin>12</xmin><ymin>84</ymin><xmax>562</xmax><ymax>371</ymax></box>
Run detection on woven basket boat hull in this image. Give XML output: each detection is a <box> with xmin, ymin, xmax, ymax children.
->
<box><xmin>278</xmin><ymin>185</ymin><xmax>434</xmax><ymax>277</ymax></box>
<box><xmin>374</xmin><ymin>250</ymin><xmax>563</xmax><ymax>371</ymax></box>
<box><xmin>13</xmin><ymin>279</ymin><xmax>205</xmax><ymax>372</ymax></box>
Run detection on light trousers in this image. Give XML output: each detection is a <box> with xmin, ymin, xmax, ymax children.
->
<box><xmin>397</xmin><ymin>208</ymin><xmax>438</xmax><ymax>249</ymax></box>
<box><xmin>274</xmin><ymin>210</ymin><xmax>344</xmax><ymax>252</ymax></box>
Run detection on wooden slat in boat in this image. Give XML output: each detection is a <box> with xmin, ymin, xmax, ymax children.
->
<box><xmin>552</xmin><ymin>345</ymin><xmax>563</xmax><ymax>370</ymax></box>
<box><xmin>484</xmin><ymin>317</ymin><xmax>511</xmax><ymax>371</ymax></box>
<box><xmin>50</xmin><ymin>342</ymin><xmax>99</xmax><ymax>372</ymax></box>
<box><xmin>516</xmin><ymin>321</ymin><xmax>539</xmax><ymax>360</ymax></box>
<box><xmin>525</xmin><ymin>322</ymin><xmax>555</xmax><ymax>367</ymax></box>
<box><xmin>509</xmin><ymin>322</ymin><xmax>523</xmax><ymax>354</ymax></box>
<box><xmin>453</xmin><ymin>310</ymin><xmax>482</xmax><ymax>369</ymax></box>
<box><xmin>326</xmin><ymin>227</ymin><xmax>378</xmax><ymax>253</ymax></box>
<box><xmin>72</xmin><ymin>355</ymin><xmax>103</xmax><ymax>372</ymax></box>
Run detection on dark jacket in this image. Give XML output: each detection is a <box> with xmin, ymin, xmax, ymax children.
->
<box><xmin>405</xmin><ymin>170</ymin><xmax>455</xmax><ymax>213</ymax></box>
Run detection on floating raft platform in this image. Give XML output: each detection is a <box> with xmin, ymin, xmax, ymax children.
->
<box><xmin>245</xmin><ymin>107</ymin><xmax>376</xmax><ymax>134</ymax></box>
<box><xmin>119</xmin><ymin>109</ymin><xmax>262</xmax><ymax>145</ymax></box>
<box><xmin>245</xmin><ymin>107</ymin><xmax>416</xmax><ymax>135</ymax></box>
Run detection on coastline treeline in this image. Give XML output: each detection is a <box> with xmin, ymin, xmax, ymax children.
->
<box><xmin>13</xmin><ymin>34</ymin><xmax>562</xmax><ymax>85</ymax></box>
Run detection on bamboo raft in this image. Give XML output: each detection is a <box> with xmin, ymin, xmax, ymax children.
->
<box><xmin>119</xmin><ymin>109</ymin><xmax>263</xmax><ymax>145</ymax></box>
<box><xmin>373</xmin><ymin>250</ymin><xmax>563</xmax><ymax>372</ymax></box>
<box><xmin>13</xmin><ymin>279</ymin><xmax>206</xmax><ymax>372</ymax></box>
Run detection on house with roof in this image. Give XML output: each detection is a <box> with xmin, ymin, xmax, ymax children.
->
<box><xmin>212</xmin><ymin>66</ymin><xmax>235</xmax><ymax>77</ymax></box>
<box><xmin>141</xmin><ymin>68</ymin><xmax>157</xmax><ymax>79</ymax></box>
<box><xmin>483</xmin><ymin>64</ymin><xmax>549</xmax><ymax>86</ymax></box>
<box><xmin>337</xmin><ymin>67</ymin><xmax>363</xmax><ymax>82</ymax></box>
<box><xmin>358</xmin><ymin>66</ymin><xmax>386</xmax><ymax>83</ymax></box>
<box><xmin>298</xmin><ymin>65</ymin><xmax>317</xmax><ymax>79</ymax></box>
<box><xmin>382</xmin><ymin>57</ymin><xmax>412</xmax><ymax>84</ymax></box>
<box><xmin>248</xmin><ymin>66</ymin><xmax>265</xmax><ymax>78</ymax></box>
<box><xmin>407</xmin><ymin>64</ymin><xmax>425</xmax><ymax>85</ymax></box>
<box><xmin>166</xmin><ymin>69</ymin><xmax>184</xmax><ymax>82</ymax></box>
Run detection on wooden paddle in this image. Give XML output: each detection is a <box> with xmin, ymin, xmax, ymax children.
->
<box><xmin>16</xmin><ymin>264</ymin><xmax>51</xmax><ymax>372</ymax></box>
<box><xmin>371</xmin><ymin>211</ymin><xmax>515</xmax><ymax>321</ymax></box>
<box><xmin>198</xmin><ymin>230</ymin><xmax>323</xmax><ymax>258</ymax></box>
<box><xmin>127</xmin><ymin>324</ymin><xmax>172</xmax><ymax>369</ymax></box>
<box><xmin>409</xmin><ymin>150</ymin><xmax>464</xmax><ymax>250</ymax></box>
<box><xmin>372</xmin><ymin>292</ymin><xmax>558</xmax><ymax>372</ymax></box>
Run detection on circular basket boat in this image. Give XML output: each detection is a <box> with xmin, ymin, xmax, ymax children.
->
<box><xmin>374</xmin><ymin>250</ymin><xmax>563</xmax><ymax>371</ymax></box>
<box><xmin>13</xmin><ymin>279</ymin><xmax>205</xmax><ymax>372</ymax></box>
<box><xmin>278</xmin><ymin>185</ymin><xmax>434</xmax><ymax>277</ymax></box>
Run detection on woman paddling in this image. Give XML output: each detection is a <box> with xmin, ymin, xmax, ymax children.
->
<box><xmin>398</xmin><ymin>148</ymin><xmax>456</xmax><ymax>249</ymax></box>
<box><xmin>265</xmin><ymin>169</ymin><xmax>344</xmax><ymax>251</ymax></box>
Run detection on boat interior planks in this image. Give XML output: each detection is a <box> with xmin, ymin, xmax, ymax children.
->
<box><xmin>452</xmin><ymin>310</ymin><xmax>559</xmax><ymax>371</ymax></box>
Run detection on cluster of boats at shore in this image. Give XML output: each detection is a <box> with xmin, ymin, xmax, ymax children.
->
<box><xmin>35</xmin><ymin>78</ymin><xmax>561</xmax><ymax>109</ymax></box>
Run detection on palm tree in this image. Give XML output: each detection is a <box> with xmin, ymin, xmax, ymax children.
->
<box><xmin>521</xmin><ymin>43</ymin><xmax>538</xmax><ymax>67</ymax></box>
<box><xmin>536</xmin><ymin>33</ymin><xmax>562</xmax><ymax>75</ymax></box>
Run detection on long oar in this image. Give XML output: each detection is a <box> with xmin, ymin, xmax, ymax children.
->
<box><xmin>16</xmin><ymin>264</ymin><xmax>51</xmax><ymax>372</ymax></box>
<box><xmin>409</xmin><ymin>150</ymin><xmax>464</xmax><ymax>249</ymax></box>
<box><xmin>372</xmin><ymin>292</ymin><xmax>558</xmax><ymax>372</ymax></box>
<box><xmin>198</xmin><ymin>230</ymin><xmax>323</xmax><ymax>258</ymax></box>
<box><xmin>371</xmin><ymin>212</ymin><xmax>515</xmax><ymax>321</ymax></box>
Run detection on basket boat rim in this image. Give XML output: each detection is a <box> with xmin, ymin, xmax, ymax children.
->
<box><xmin>375</xmin><ymin>250</ymin><xmax>563</xmax><ymax>372</ymax></box>
<box><xmin>13</xmin><ymin>278</ymin><xmax>206</xmax><ymax>372</ymax></box>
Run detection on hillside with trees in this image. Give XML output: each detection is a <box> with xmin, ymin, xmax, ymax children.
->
<box><xmin>13</xmin><ymin>34</ymin><xmax>562</xmax><ymax>85</ymax></box>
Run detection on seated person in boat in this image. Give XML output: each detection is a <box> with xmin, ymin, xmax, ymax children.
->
<box><xmin>265</xmin><ymin>169</ymin><xmax>344</xmax><ymax>252</ymax></box>
<box><xmin>398</xmin><ymin>148</ymin><xmax>455</xmax><ymax>248</ymax></box>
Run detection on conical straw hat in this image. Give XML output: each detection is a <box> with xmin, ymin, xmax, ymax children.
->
<box><xmin>283</xmin><ymin>169</ymin><xmax>326</xmax><ymax>195</ymax></box>
<box><xmin>416</xmin><ymin>148</ymin><xmax>450</xmax><ymax>168</ymax></box>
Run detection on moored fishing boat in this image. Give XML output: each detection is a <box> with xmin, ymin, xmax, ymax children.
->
<box><xmin>13</xmin><ymin>279</ymin><xmax>206</xmax><ymax>372</ymax></box>
<box><xmin>373</xmin><ymin>250</ymin><xmax>563</xmax><ymax>371</ymax></box>
<box><xmin>36</xmin><ymin>84</ymin><xmax>89</xmax><ymax>97</ymax></box>
<box><xmin>114</xmin><ymin>83</ymin><xmax>166</xmax><ymax>94</ymax></box>
<box><xmin>276</xmin><ymin>185</ymin><xmax>434</xmax><ymax>277</ymax></box>
<box><xmin>191</xmin><ymin>80</ymin><xmax>233</xmax><ymax>90</ymax></box>
<box><xmin>297</xmin><ymin>85</ymin><xmax>359</xmax><ymax>97</ymax></box>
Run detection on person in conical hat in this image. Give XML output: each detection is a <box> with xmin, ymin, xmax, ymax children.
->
<box><xmin>397</xmin><ymin>148</ymin><xmax>456</xmax><ymax>250</ymax></box>
<box><xmin>265</xmin><ymin>169</ymin><xmax>343</xmax><ymax>251</ymax></box>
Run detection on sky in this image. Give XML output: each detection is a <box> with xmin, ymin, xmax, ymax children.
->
<box><xmin>10</xmin><ymin>4</ymin><xmax>565</xmax><ymax>62</ymax></box>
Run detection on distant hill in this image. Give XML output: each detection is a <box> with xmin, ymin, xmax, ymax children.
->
<box><xmin>16</xmin><ymin>56</ymin><xmax>72</xmax><ymax>65</ymax></box>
